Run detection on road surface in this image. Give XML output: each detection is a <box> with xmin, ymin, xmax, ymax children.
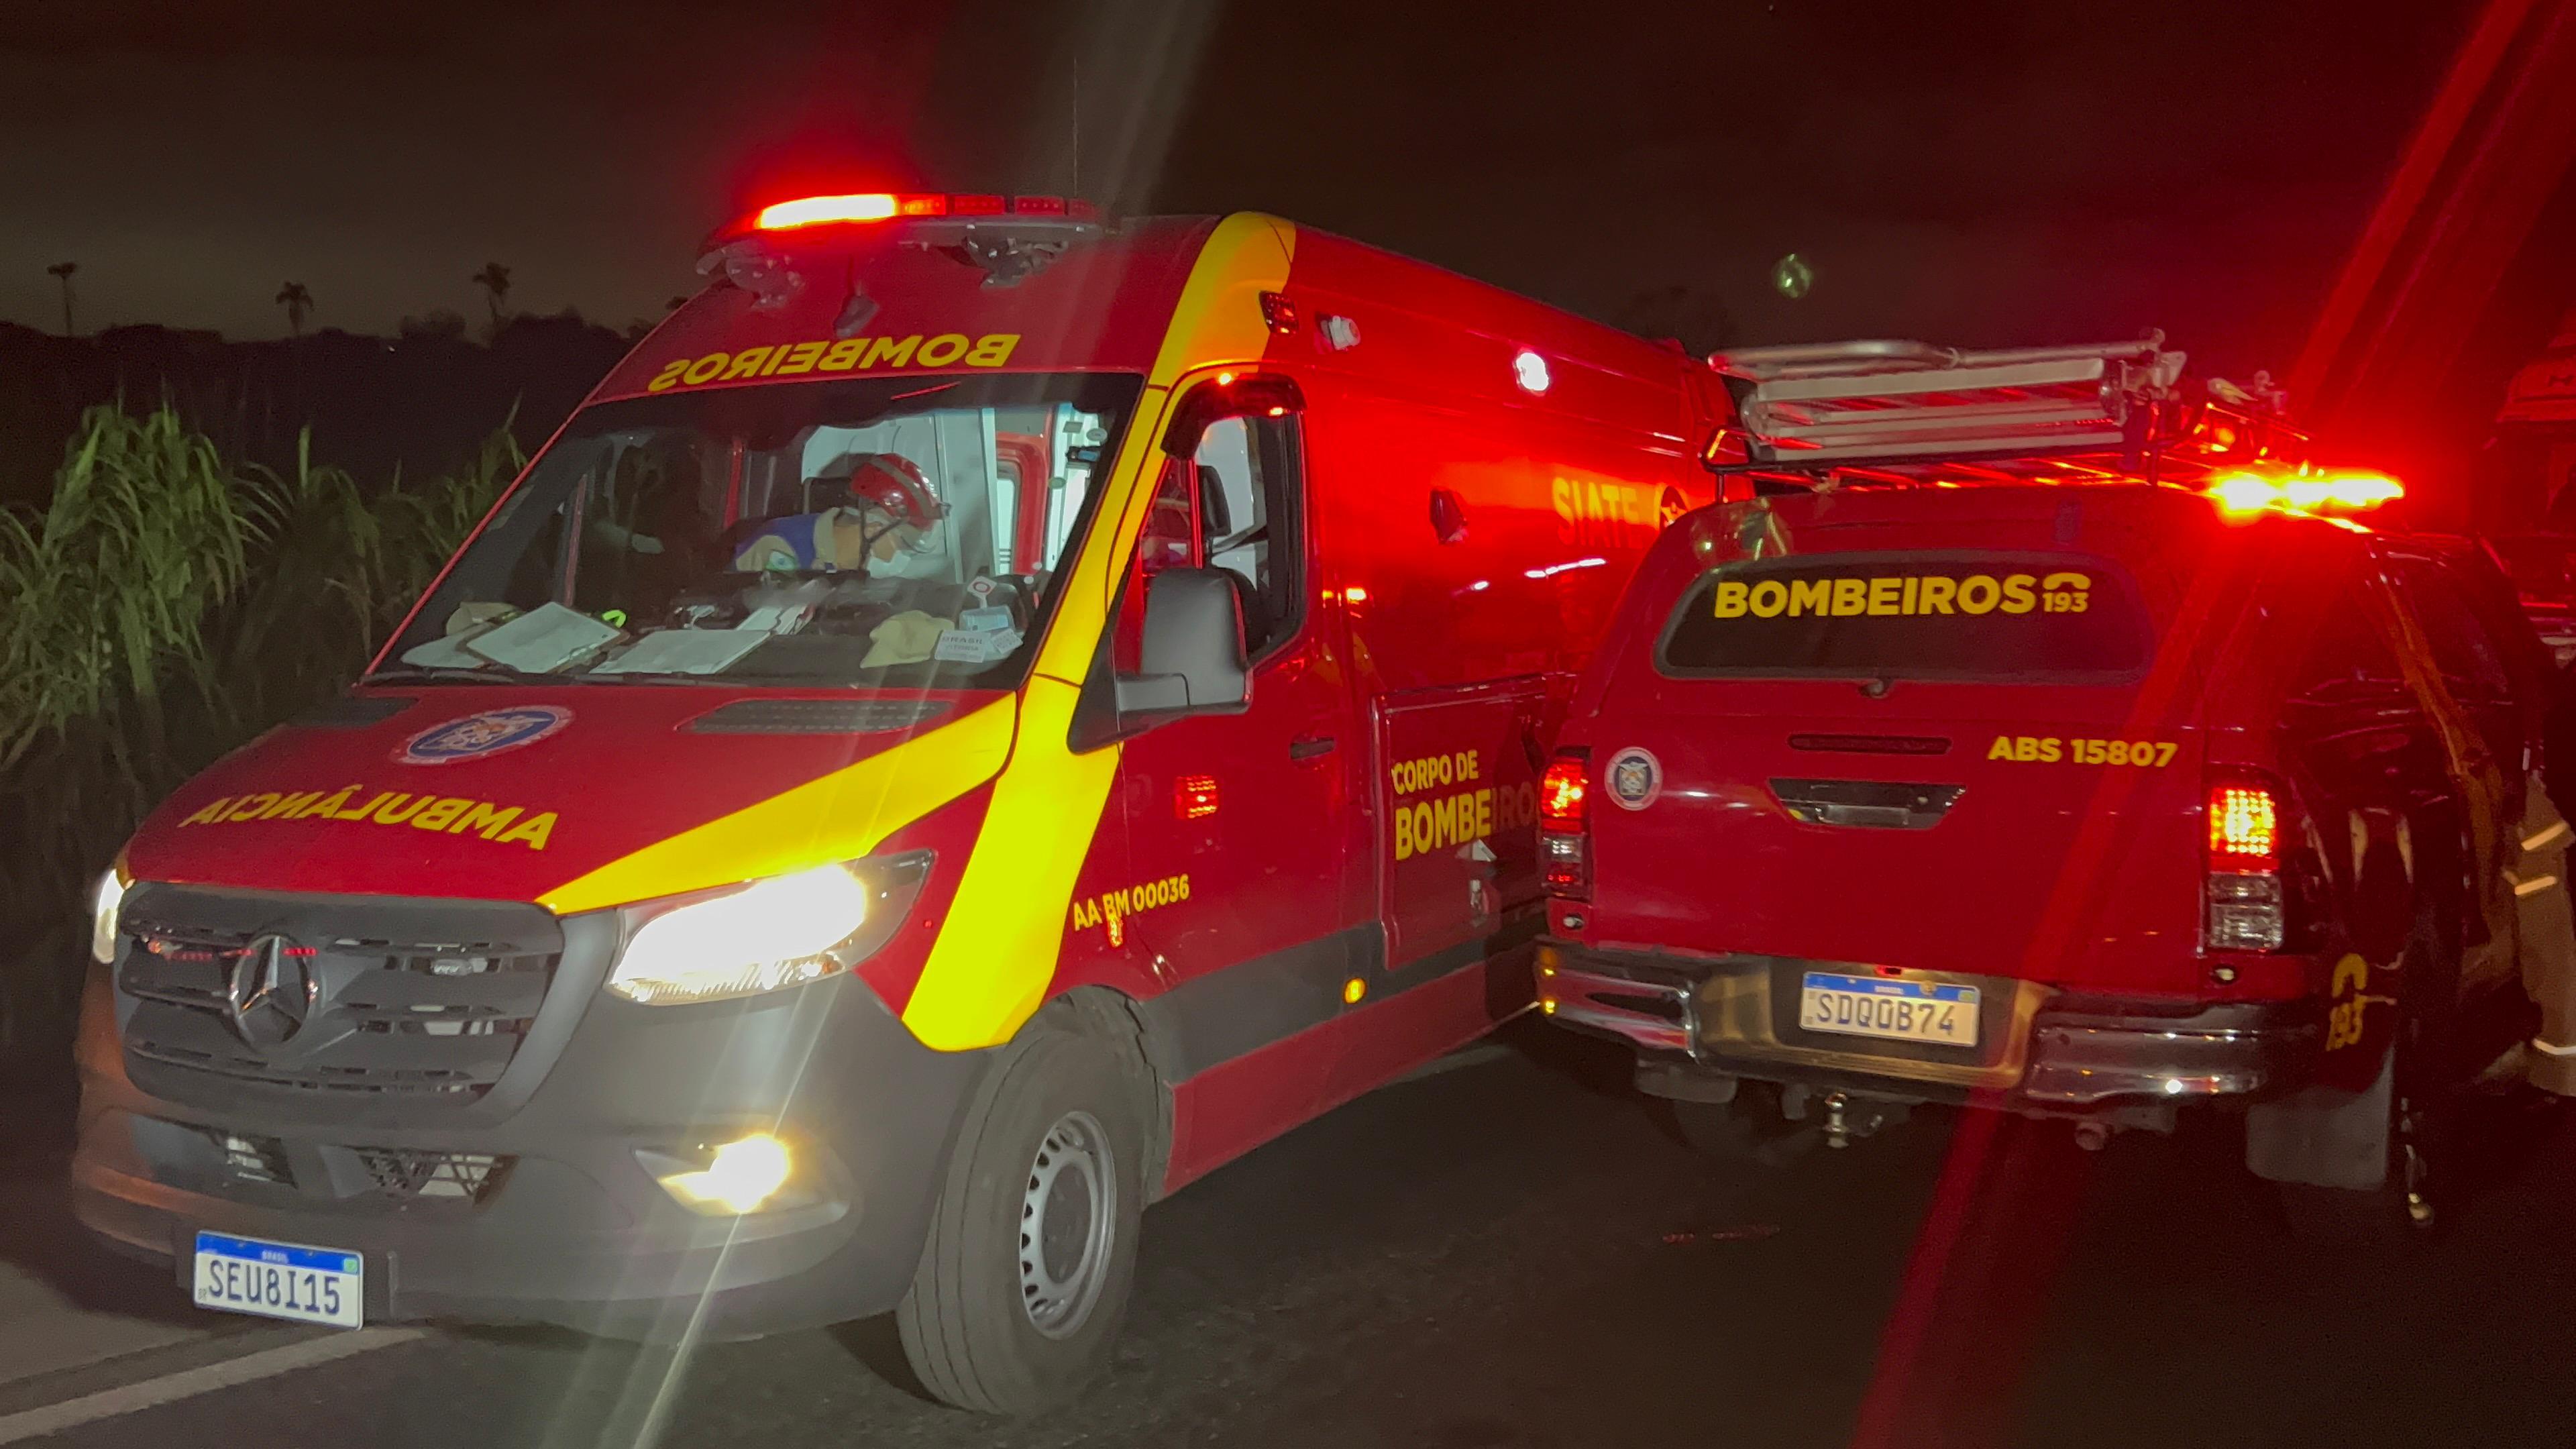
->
<box><xmin>4</xmin><ymin>1024</ymin><xmax>2573</xmax><ymax>1448</ymax></box>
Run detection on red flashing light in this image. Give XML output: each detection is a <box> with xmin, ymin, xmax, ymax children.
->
<box><xmin>1007</xmin><ymin>195</ymin><xmax>1098</xmax><ymax>219</ymax></box>
<box><xmin>747</xmin><ymin>192</ymin><xmax>1101</xmax><ymax>234</ymax></box>
<box><xmin>755</xmin><ymin>193</ymin><xmax>951</xmax><ymax>230</ymax></box>
<box><xmin>1540</xmin><ymin>757</ymin><xmax>1589</xmax><ymax>828</ymax></box>
<box><xmin>2208</xmin><ymin>784</ymin><xmax>2279</xmax><ymax>869</ymax></box>
<box><xmin>1175</xmin><ymin>775</ymin><xmax>1220</xmax><ymax>820</ymax></box>
<box><xmin>2210</xmin><ymin>468</ymin><xmax>2403</xmax><ymax>518</ymax></box>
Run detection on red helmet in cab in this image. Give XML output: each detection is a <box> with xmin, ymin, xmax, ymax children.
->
<box><xmin>828</xmin><ymin>453</ymin><xmax>942</xmax><ymax>531</ymax></box>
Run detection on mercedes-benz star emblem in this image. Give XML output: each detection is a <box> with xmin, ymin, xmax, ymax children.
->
<box><xmin>225</xmin><ymin>934</ymin><xmax>317</xmax><ymax>1049</ymax></box>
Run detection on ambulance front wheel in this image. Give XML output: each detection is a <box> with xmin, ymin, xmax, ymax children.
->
<box><xmin>897</xmin><ymin>1024</ymin><xmax>1146</xmax><ymax>1415</ymax></box>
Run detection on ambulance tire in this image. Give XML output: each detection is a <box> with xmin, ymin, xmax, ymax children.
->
<box><xmin>897</xmin><ymin>1024</ymin><xmax>1146</xmax><ymax>1415</ymax></box>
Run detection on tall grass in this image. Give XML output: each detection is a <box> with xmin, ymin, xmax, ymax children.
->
<box><xmin>0</xmin><ymin>404</ymin><xmax>519</xmax><ymax>1069</ymax></box>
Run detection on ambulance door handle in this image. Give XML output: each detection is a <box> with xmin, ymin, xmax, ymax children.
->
<box><xmin>1289</xmin><ymin>735</ymin><xmax>1338</xmax><ymax>761</ymax></box>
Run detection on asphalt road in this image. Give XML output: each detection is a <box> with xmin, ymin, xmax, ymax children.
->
<box><xmin>6</xmin><ymin>1024</ymin><xmax>2575</xmax><ymax>1449</ymax></box>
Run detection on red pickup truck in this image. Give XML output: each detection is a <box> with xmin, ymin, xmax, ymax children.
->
<box><xmin>1533</xmin><ymin>337</ymin><xmax>2559</xmax><ymax>1239</ymax></box>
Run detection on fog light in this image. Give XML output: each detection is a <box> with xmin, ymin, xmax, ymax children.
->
<box><xmin>652</xmin><ymin>1133</ymin><xmax>794</xmax><ymax>1216</ymax></box>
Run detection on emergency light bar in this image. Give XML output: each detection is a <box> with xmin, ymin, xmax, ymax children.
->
<box><xmin>2209</xmin><ymin>468</ymin><xmax>2404</xmax><ymax>516</ymax></box>
<box><xmin>1710</xmin><ymin>335</ymin><xmax>2188</xmax><ymax>471</ymax></box>
<box><xmin>700</xmin><ymin>191</ymin><xmax>1111</xmax><ymax>297</ymax></box>
<box><xmin>749</xmin><ymin>193</ymin><xmax>1102</xmax><ymax>231</ymax></box>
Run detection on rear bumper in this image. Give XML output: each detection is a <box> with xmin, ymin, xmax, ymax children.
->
<box><xmin>70</xmin><ymin>967</ymin><xmax>986</xmax><ymax>1342</ymax></box>
<box><xmin>1536</xmin><ymin>941</ymin><xmax>2324</xmax><ymax>1112</ymax></box>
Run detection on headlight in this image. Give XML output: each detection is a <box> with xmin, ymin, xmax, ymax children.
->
<box><xmin>605</xmin><ymin>852</ymin><xmax>931</xmax><ymax>1006</ymax></box>
<box><xmin>91</xmin><ymin>867</ymin><xmax>129</xmax><ymax>965</ymax></box>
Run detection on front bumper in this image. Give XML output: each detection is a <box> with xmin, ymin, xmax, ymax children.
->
<box><xmin>1536</xmin><ymin>941</ymin><xmax>2324</xmax><ymax>1114</ymax></box>
<box><xmin>71</xmin><ymin>955</ymin><xmax>987</xmax><ymax>1342</ymax></box>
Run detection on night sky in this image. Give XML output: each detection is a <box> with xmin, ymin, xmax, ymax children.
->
<box><xmin>0</xmin><ymin>0</ymin><xmax>2477</xmax><ymax>376</ymax></box>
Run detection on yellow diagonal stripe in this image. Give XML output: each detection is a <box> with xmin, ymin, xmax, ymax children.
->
<box><xmin>900</xmin><ymin>213</ymin><xmax>1297</xmax><ymax>1051</ymax></box>
<box><xmin>539</xmin><ymin>697</ymin><xmax>1016</xmax><ymax>916</ymax></box>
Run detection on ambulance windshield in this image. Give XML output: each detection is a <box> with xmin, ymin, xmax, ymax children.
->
<box><xmin>379</xmin><ymin>373</ymin><xmax>1138</xmax><ymax>687</ymax></box>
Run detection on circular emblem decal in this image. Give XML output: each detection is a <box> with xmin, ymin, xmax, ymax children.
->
<box><xmin>1605</xmin><ymin>747</ymin><xmax>1662</xmax><ymax>811</ymax></box>
<box><xmin>396</xmin><ymin>706</ymin><xmax>572</xmax><ymax>766</ymax></box>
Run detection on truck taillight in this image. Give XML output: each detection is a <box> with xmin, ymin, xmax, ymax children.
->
<box><xmin>2206</xmin><ymin>777</ymin><xmax>2285</xmax><ymax>951</ymax></box>
<box><xmin>1541</xmin><ymin>753</ymin><xmax>1591</xmax><ymax>899</ymax></box>
<box><xmin>1540</xmin><ymin>757</ymin><xmax>1589</xmax><ymax>827</ymax></box>
<box><xmin>2208</xmin><ymin>784</ymin><xmax>2278</xmax><ymax>867</ymax></box>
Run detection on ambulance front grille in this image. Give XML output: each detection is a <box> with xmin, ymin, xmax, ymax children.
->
<box><xmin>351</xmin><ymin>1146</ymin><xmax>512</xmax><ymax>1202</ymax></box>
<box><xmin>115</xmin><ymin>885</ymin><xmax>564</xmax><ymax>1108</ymax></box>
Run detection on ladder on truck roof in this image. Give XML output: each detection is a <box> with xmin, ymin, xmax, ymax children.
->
<box><xmin>1706</xmin><ymin>333</ymin><xmax>2294</xmax><ymax>485</ymax></box>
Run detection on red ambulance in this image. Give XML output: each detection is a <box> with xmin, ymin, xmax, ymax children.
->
<box><xmin>1536</xmin><ymin>337</ymin><xmax>2551</xmax><ymax>1236</ymax></box>
<box><xmin>70</xmin><ymin>194</ymin><xmax>1723</xmax><ymax>1411</ymax></box>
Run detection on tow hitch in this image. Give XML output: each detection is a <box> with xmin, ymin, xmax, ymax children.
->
<box><xmin>1781</xmin><ymin>1085</ymin><xmax>1910</xmax><ymax>1148</ymax></box>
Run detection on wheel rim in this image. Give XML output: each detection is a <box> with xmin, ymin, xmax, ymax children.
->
<box><xmin>1018</xmin><ymin>1110</ymin><xmax>1116</xmax><ymax>1338</ymax></box>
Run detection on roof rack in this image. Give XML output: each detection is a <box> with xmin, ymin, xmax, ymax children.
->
<box><xmin>1707</xmin><ymin>333</ymin><xmax>2195</xmax><ymax>475</ymax></box>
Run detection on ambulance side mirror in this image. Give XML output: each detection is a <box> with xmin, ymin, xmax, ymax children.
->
<box><xmin>1073</xmin><ymin>568</ymin><xmax>1250</xmax><ymax>749</ymax></box>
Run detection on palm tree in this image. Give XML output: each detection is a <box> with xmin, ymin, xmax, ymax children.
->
<box><xmin>471</xmin><ymin>263</ymin><xmax>513</xmax><ymax>329</ymax></box>
<box><xmin>274</xmin><ymin>282</ymin><xmax>313</xmax><ymax>337</ymax></box>
<box><xmin>46</xmin><ymin>262</ymin><xmax>76</xmax><ymax>335</ymax></box>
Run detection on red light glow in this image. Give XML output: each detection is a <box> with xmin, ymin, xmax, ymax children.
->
<box><xmin>754</xmin><ymin>193</ymin><xmax>955</xmax><ymax>229</ymax></box>
<box><xmin>1174</xmin><ymin>775</ymin><xmax>1220</xmax><ymax>820</ymax></box>
<box><xmin>2210</xmin><ymin>468</ymin><xmax>2403</xmax><ymax>518</ymax></box>
<box><xmin>1540</xmin><ymin>759</ymin><xmax>1589</xmax><ymax>828</ymax></box>
<box><xmin>2208</xmin><ymin>784</ymin><xmax>2279</xmax><ymax>867</ymax></box>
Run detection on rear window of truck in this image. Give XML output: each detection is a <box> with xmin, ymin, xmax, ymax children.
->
<box><xmin>1656</xmin><ymin>550</ymin><xmax>2151</xmax><ymax>682</ymax></box>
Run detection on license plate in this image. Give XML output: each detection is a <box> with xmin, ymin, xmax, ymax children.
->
<box><xmin>1799</xmin><ymin>972</ymin><xmax>1980</xmax><ymax>1048</ymax></box>
<box><xmin>192</xmin><ymin>1231</ymin><xmax>363</xmax><ymax>1328</ymax></box>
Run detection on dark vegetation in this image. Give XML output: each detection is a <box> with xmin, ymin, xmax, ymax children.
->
<box><xmin>0</xmin><ymin>322</ymin><xmax>627</xmax><ymax>1150</ymax></box>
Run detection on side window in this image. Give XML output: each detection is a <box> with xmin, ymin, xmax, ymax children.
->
<box><xmin>2289</xmin><ymin>581</ymin><xmax>2409</xmax><ymax>704</ymax></box>
<box><xmin>1192</xmin><ymin>415</ymin><xmax>1305</xmax><ymax>657</ymax></box>
<box><xmin>2400</xmin><ymin>565</ymin><xmax>2513</xmax><ymax>703</ymax></box>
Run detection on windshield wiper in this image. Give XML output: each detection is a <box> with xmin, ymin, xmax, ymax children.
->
<box><xmin>362</xmin><ymin>664</ymin><xmax>564</xmax><ymax>686</ymax></box>
<box><xmin>558</xmin><ymin>669</ymin><xmax>758</xmax><ymax>686</ymax></box>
